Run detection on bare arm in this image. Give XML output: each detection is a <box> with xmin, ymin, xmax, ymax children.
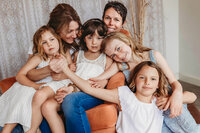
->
<box><xmin>183</xmin><ymin>91</ymin><xmax>197</xmax><ymax>104</ymax></box>
<box><xmin>154</xmin><ymin>51</ymin><xmax>183</xmax><ymax>118</ymax></box>
<box><xmin>16</xmin><ymin>55</ymin><xmax>44</xmax><ymax>89</ymax></box>
<box><xmin>50</xmin><ymin>55</ymin><xmax>120</xmax><ymax>104</ymax></box>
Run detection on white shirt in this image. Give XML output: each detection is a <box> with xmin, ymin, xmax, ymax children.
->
<box><xmin>116</xmin><ymin>86</ymin><xmax>163</xmax><ymax>133</ymax></box>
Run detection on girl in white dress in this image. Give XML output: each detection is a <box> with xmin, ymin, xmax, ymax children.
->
<box><xmin>0</xmin><ymin>25</ymin><xmax>72</xmax><ymax>133</ymax></box>
<box><xmin>33</xmin><ymin>18</ymin><xmax>113</xmax><ymax>133</ymax></box>
<box><xmin>50</xmin><ymin>59</ymin><xmax>197</xmax><ymax>133</ymax></box>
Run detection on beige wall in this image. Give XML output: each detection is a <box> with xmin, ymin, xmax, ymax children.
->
<box><xmin>179</xmin><ymin>0</ymin><xmax>200</xmax><ymax>86</ymax></box>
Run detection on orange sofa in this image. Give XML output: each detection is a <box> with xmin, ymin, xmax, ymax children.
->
<box><xmin>0</xmin><ymin>72</ymin><xmax>125</xmax><ymax>133</ymax></box>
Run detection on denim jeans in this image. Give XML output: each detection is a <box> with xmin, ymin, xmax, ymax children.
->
<box><xmin>162</xmin><ymin>104</ymin><xmax>200</xmax><ymax>133</ymax></box>
<box><xmin>0</xmin><ymin>119</ymin><xmax>50</xmax><ymax>133</ymax></box>
<box><xmin>61</xmin><ymin>92</ymin><xmax>104</xmax><ymax>133</ymax></box>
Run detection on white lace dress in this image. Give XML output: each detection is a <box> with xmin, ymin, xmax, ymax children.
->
<box><xmin>42</xmin><ymin>50</ymin><xmax>106</xmax><ymax>91</ymax></box>
<box><xmin>0</xmin><ymin>60</ymin><xmax>52</xmax><ymax>132</ymax></box>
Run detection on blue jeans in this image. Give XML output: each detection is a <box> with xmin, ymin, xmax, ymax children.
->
<box><xmin>162</xmin><ymin>104</ymin><xmax>200</xmax><ymax>133</ymax></box>
<box><xmin>0</xmin><ymin>119</ymin><xmax>50</xmax><ymax>133</ymax></box>
<box><xmin>61</xmin><ymin>92</ymin><xmax>104</xmax><ymax>133</ymax></box>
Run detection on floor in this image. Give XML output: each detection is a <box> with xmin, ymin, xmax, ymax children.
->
<box><xmin>180</xmin><ymin>80</ymin><xmax>200</xmax><ymax>111</ymax></box>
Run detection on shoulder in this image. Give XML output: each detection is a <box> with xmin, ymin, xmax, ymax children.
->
<box><xmin>28</xmin><ymin>54</ymin><xmax>42</xmax><ymax>63</ymax></box>
<box><xmin>151</xmin><ymin>50</ymin><xmax>165</xmax><ymax>63</ymax></box>
<box><xmin>105</xmin><ymin>55</ymin><xmax>113</xmax><ymax>69</ymax></box>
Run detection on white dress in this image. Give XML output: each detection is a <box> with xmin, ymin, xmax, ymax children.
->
<box><xmin>42</xmin><ymin>50</ymin><xmax>106</xmax><ymax>91</ymax></box>
<box><xmin>0</xmin><ymin>60</ymin><xmax>52</xmax><ymax>132</ymax></box>
<box><xmin>116</xmin><ymin>86</ymin><xmax>163</xmax><ymax>133</ymax></box>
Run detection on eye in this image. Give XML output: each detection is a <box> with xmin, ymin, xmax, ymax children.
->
<box><xmin>114</xmin><ymin>18</ymin><xmax>120</xmax><ymax>22</ymax></box>
<box><xmin>139</xmin><ymin>76</ymin><xmax>144</xmax><ymax>79</ymax></box>
<box><xmin>151</xmin><ymin>78</ymin><xmax>157</xmax><ymax>81</ymax></box>
<box><xmin>42</xmin><ymin>41</ymin><xmax>47</xmax><ymax>45</ymax></box>
<box><xmin>105</xmin><ymin>16</ymin><xmax>110</xmax><ymax>20</ymax></box>
<box><xmin>98</xmin><ymin>36</ymin><xmax>103</xmax><ymax>40</ymax></box>
<box><xmin>50</xmin><ymin>38</ymin><xmax>55</xmax><ymax>41</ymax></box>
<box><xmin>117</xmin><ymin>47</ymin><xmax>120</xmax><ymax>51</ymax></box>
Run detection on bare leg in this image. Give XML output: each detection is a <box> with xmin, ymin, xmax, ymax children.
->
<box><xmin>27</xmin><ymin>86</ymin><xmax>54</xmax><ymax>133</ymax></box>
<box><xmin>42</xmin><ymin>98</ymin><xmax>65</xmax><ymax>133</ymax></box>
<box><xmin>1</xmin><ymin>123</ymin><xmax>17</xmax><ymax>133</ymax></box>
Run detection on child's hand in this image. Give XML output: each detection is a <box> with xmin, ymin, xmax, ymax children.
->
<box><xmin>49</xmin><ymin>54</ymin><xmax>68</xmax><ymax>73</ymax></box>
<box><xmin>156</xmin><ymin>97</ymin><xmax>169</xmax><ymax>110</ymax></box>
<box><xmin>164</xmin><ymin>89</ymin><xmax>183</xmax><ymax>118</ymax></box>
<box><xmin>69</xmin><ymin>63</ymin><xmax>76</xmax><ymax>72</ymax></box>
<box><xmin>54</xmin><ymin>86</ymin><xmax>73</xmax><ymax>104</ymax></box>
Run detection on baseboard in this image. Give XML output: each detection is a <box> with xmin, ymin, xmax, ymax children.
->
<box><xmin>179</xmin><ymin>73</ymin><xmax>200</xmax><ymax>87</ymax></box>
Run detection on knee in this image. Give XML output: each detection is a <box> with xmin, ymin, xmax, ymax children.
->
<box><xmin>42</xmin><ymin>100</ymin><xmax>56</xmax><ymax>117</ymax></box>
<box><xmin>33</xmin><ymin>88</ymin><xmax>48</xmax><ymax>104</ymax></box>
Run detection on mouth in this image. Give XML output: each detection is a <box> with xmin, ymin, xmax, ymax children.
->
<box><xmin>143</xmin><ymin>86</ymin><xmax>152</xmax><ymax>90</ymax></box>
<box><xmin>49</xmin><ymin>48</ymin><xmax>54</xmax><ymax>51</ymax></box>
<box><xmin>107</xmin><ymin>27</ymin><xmax>116</xmax><ymax>32</ymax></box>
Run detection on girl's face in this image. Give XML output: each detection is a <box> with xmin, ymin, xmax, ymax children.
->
<box><xmin>105</xmin><ymin>39</ymin><xmax>132</xmax><ymax>62</ymax></box>
<box><xmin>41</xmin><ymin>31</ymin><xmax>60</xmax><ymax>56</ymax></box>
<box><xmin>84</xmin><ymin>30</ymin><xmax>104</xmax><ymax>53</ymax></box>
<box><xmin>59</xmin><ymin>21</ymin><xmax>79</xmax><ymax>44</ymax></box>
<box><xmin>135</xmin><ymin>65</ymin><xmax>159</xmax><ymax>98</ymax></box>
<box><xmin>103</xmin><ymin>7</ymin><xmax>123</xmax><ymax>33</ymax></box>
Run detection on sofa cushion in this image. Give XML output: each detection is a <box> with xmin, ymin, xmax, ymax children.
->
<box><xmin>0</xmin><ymin>76</ymin><xmax>16</xmax><ymax>94</ymax></box>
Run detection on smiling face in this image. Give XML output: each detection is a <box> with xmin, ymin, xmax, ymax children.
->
<box><xmin>84</xmin><ymin>30</ymin><xmax>104</xmax><ymax>53</ymax></box>
<box><xmin>59</xmin><ymin>21</ymin><xmax>79</xmax><ymax>44</ymax></box>
<box><xmin>41</xmin><ymin>31</ymin><xmax>60</xmax><ymax>57</ymax></box>
<box><xmin>103</xmin><ymin>8</ymin><xmax>123</xmax><ymax>33</ymax></box>
<box><xmin>135</xmin><ymin>65</ymin><xmax>159</xmax><ymax>99</ymax></box>
<box><xmin>105</xmin><ymin>38</ymin><xmax>132</xmax><ymax>62</ymax></box>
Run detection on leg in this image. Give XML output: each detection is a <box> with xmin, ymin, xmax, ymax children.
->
<box><xmin>39</xmin><ymin>119</ymin><xmax>51</xmax><ymax>133</ymax></box>
<box><xmin>163</xmin><ymin>104</ymin><xmax>200</xmax><ymax>133</ymax></box>
<box><xmin>62</xmin><ymin>92</ymin><xmax>104</xmax><ymax>133</ymax></box>
<box><xmin>1</xmin><ymin>123</ymin><xmax>17</xmax><ymax>133</ymax></box>
<box><xmin>42</xmin><ymin>98</ymin><xmax>64</xmax><ymax>133</ymax></box>
<box><xmin>27</xmin><ymin>86</ymin><xmax>54</xmax><ymax>133</ymax></box>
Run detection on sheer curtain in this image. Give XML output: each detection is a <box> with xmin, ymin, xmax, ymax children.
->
<box><xmin>0</xmin><ymin>0</ymin><xmax>165</xmax><ymax>80</ymax></box>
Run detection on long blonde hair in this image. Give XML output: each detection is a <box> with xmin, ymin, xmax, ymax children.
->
<box><xmin>101</xmin><ymin>32</ymin><xmax>151</xmax><ymax>60</ymax></box>
<box><xmin>129</xmin><ymin>61</ymin><xmax>169</xmax><ymax>97</ymax></box>
<box><xmin>33</xmin><ymin>25</ymin><xmax>64</xmax><ymax>61</ymax></box>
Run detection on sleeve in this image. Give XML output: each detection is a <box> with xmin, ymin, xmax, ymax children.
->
<box><xmin>118</xmin><ymin>86</ymin><xmax>135</xmax><ymax>111</ymax></box>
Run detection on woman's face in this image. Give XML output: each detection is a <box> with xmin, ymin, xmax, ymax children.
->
<box><xmin>59</xmin><ymin>21</ymin><xmax>79</xmax><ymax>44</ymax></box>
<box><xmin>105</xmin><ymin>39</ymin><xmax>132</xmax><ymax>62</ymax></box>
<box><xmin>103</xmin><ymin>8</ymin><xmax>123</xmax><ymax>33</ymax></box>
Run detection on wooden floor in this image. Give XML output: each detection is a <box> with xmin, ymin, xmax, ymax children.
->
<box><xmin>180</xmin><ymin>80</ymin><xmax>200</xmax><ymax>111</ymax></box>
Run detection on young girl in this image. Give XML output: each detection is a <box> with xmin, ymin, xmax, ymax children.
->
<box><xmin>0</xmin><ymin>25</ymin><xmax>72</xmax><ymax>133</ymax></box>
<box><xmin>50</xmin><ymin>58</ymin><xmax>197</xmax><ymax>133</ymax></box>
<box><xmin>89</xmin><ymin>32</ymin><xmax>200</xmax><ymax>133</ymax></box>
<box><xmin>40</xmin><ymin>18</ymin><xmax>113</xmax><ymax>133</ymax></box>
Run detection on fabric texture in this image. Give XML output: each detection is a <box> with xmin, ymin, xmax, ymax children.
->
<box><xmin>0</xmin><ymin>60</ymin><xmax>51</xmax><ymax>132</ymax></box>
<box><xmin>116</xmin><ymin>86</ymin><xmax>163</xmax><ymax>133</ymax></box>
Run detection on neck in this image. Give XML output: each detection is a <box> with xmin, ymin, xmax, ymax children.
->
<box><xmin>84</xmin><ymin>51</ymin><xmax>101</xmax><ymax>60</ymax></box>
<box><xmin>135</xmin><ymin>93</ymin><xmax>153</xmax><ymax>103</ymax></box>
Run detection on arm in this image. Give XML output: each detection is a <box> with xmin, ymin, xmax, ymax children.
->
<box><xmin>50</xmin><ymin>55</ymin><xmax>120</xmax><ymax>104</ymax></box>
<box><xmin>157</xmin><ymin>91</ymin><xmax>197</xmax><ymax>109</ymax></box>
<box><xmin>154</xmin><ymin>51</ymin><xmax>183</xmax><ymax>118</ymax></box>
<box><xmin>90</xmin><ymin>62</ymin><xmax>119</xmax><ymax>81</ymax></box>
<box><xmin>16</xmin><ymin>55</ymin><xmax>44</xmax><ymax>89</ymax></box>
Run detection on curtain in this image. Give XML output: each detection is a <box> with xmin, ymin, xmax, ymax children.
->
<box><xmin>0</xmin><ymin>0</ymin><xmax>165</xmax><ymax>80</ymax></box>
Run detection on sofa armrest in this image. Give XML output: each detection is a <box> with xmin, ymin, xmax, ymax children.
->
<box><xmin>188</xmin><ymin>103</ymin><xmax>200</xmax><ymax>124</ymax></box>
<box><xmin>0</xmin><ymin>76</ymin><xmax>16</xmax><ymax>94</ymax></box>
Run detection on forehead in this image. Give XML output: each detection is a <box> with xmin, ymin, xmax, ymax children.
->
<box><xmin>60</xmin><ymin>21</ymin><xmax>79</xmax><ymax>32</ymax></box>
<box><xmin>138</xmin><ymin>65</ymin><xmax>159</xmax><ymax>76</ymax></box>
<box><xmin>41</xmin><ymin>31</ymin><xmax>53</xmax><ymax>39</ymax></box>
<box><xmin>105</xmin><ymin>7</ymin><xmax>122</xmax><ymax>18</ymax></box>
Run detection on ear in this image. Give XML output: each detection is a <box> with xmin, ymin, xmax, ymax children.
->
<box><xmin>122</xmin><ymin>20</ymin><xmax>127</xmax><ymax>28</ymax></box>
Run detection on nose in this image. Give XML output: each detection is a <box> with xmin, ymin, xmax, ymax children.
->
<box><xmin>92</xmin><ymin>38</ymin><xmax>97</xmax><ymax>45</ymax></box>
<box><xmin>71</xmin><ymin>31</ymin><xmax>77</xmax><ymax>39</ymax></box>
<box><xmin>47</xmin><ymin>41</ymin><xmax>52</xmax><ymax>47</ymax></box>
<box><xmin>109</xmin><ymin>19</ymin><xmax>114</xmax><ymax>25</ymax></box>
<box><xmin>145</xmin><ymin>78</ymin><xmax>150</xmax><ymax>85</ymax></box>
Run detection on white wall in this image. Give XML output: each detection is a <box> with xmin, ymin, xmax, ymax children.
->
<box><xmin>163</xmin><ymin>0</ymin><xmax>179</xmax><ymax>79</ymax></box>
<box><xmin>179</xmin><ymin>0</ymin><xmax>200</xmax><ymax>86</ymax></box>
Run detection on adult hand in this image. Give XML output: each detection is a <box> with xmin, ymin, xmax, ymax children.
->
<box><xmin>164</xmin><ymin>89</ymin><xmax>183</xmax><ymax>118</ymax></box>
<box><xmin>54</xmin><ymin>86</ymin><xmax>74</xmax><ymax>104</ymax></box>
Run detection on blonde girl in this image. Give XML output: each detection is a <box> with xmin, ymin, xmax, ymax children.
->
<box><xmin>49</xmin><ymin>58</ymin><xmax>197</xmax><ymax>133</ymax></box>
<box><xmin>0</xmin><ymin>25</ymin><xmax>71</xmax><ymax>133</ymax></box>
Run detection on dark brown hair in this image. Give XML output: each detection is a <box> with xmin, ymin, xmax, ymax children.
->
<box><xmin>102</xmin><ymin>1</ymin><xmax>127</xmax><ymax>24</ymax></box>
<box><xmin>47</xmin><ymin>3</ymin><xmax>81</xmax><ymax>52</ymax></box>
<box><xmin>80</xmin><ymin>18</ymin><xmax>107</xmax><ymax>51</ymax></box>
